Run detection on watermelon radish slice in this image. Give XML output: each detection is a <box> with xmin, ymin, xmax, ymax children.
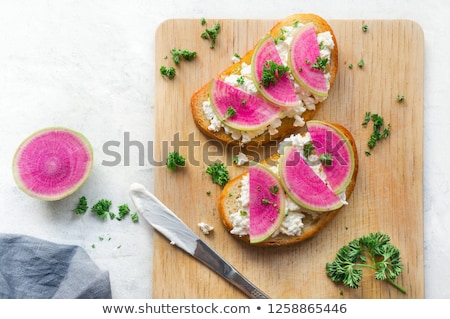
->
<box><xmin>288</xmin><ymin>23</ymin><xmax>329</xmax><ymax>97</ymax></box>
<box><xmin>251</xmin><ymin>35</ymin><xmax>299</xmax><ymax>107</ymax></box>
<box><xmin>249</xmin><ymin>164</ymin><xmax>285</xmax><ymax>243</ymax></box>
<box><xmin>279</xmin><ymin>146</ymin><xmax>343</xmax><ymax>212</ymax></box>
<box><xmin>12</xmin><ymin>127</ymin><xmax>93</xmax><ymax>201</ymax></box>
<box><xmin>307</xmin><ymin>120</ymin><xmax>355</xmax><ymax>194</ymax></box>
<box><xmin>209</xmin><ymin>78</ymin><xmax>281</xmax><ymax>131</ymax></box>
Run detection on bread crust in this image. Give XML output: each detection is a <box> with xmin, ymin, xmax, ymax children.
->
<box><xmin>218</xmin><ymin>122</ymin><xmax>358</xmax><ymax>247</ymax></box>
<box><xmin>190</xmin><ymin>14</ymin><xmax>339</xmax><ymax>147</ymax></box>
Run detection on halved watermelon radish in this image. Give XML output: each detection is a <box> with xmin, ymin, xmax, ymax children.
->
<box><xmin>251</xmin><ymin>35</ymin><xmax>299</xmax><ymax>107</ymax></box>
<box><xmin>209</xmin><ymin>78</ymin><xmax>281</xmax><ymax>131</ymax></box>
<box><xmin>12</xmin><ymin>127</ymin><xmax>93</xmax><ymax>201</ymax></box>
<box><xmin>288</xmin><ymin>23</ymin><xmax>329</xmax><ymax>97</ymax></box>
<box><xmin>279</xmin><ymin>146</ymin><xmax>343</xmax><ymax>212</ymax></box>
<box><xmin>249</xmin><ymin>164</ymin><xmax>285</xmax><ymax>243</ymax></box>
<box><xmin>307</xmin><ymin>120</ymin><xmax>355</xmax><ymax>194</ymax></box>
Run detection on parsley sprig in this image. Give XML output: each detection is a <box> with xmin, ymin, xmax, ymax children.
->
<box><xmin>206</xmin><ymin>162</ymin><xmax>230</xmax><ymax>187</ymax></box>
<box><xmin>326</xmin><ymin>232</ymin><xmax>406</xmax><ymax>294</ymax></box>
<box><xmin>170</xmin><ymin>49</ymin><xmax>197</xmax><ymax>64</ymax></box>
<box><xmin>260</xmin><ymin>60</ymin><xmax>290</xmax><ymax>88</ymax></box>
<box><xmin>91</xmin><ymin>199</ymin><xmax>112</xmax><ymax>220</ymax></box>
<box><xmin>166</xmin><ymin>151</ymin><xmax>186</xmax><ymax>171</ymax></box>
<box><xmin>74</xmin><ymin>196</ymin><xmax>89</xmax><ymax>215</ymax></box>
<box><xmin>311</xmin><ymin>56</ymin><xmax>328</xmax><ymax>72</ymax></box>
<box><xmin>160</xmin><ymin>66</ymin><xmax>176</xmax><ymax>79</ymax></box>
<box><xmin>362</xmin><ymin>112</ymin><xmax>391</xmax><ymax>155</ymax></box>
<box><xmin>201</xmin><ymin>21</ymin><xmax>221</xmax><ymax>49</ymax></box>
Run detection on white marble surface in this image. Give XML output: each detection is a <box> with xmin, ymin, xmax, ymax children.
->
<box><xmin>0</xmin><ymin>0</ymin><xmax>448</xmax><ymax>299</ymax></box>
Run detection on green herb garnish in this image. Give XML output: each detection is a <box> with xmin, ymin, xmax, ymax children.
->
<box><xmin>326</xmin><ymin>232</ymin><xmax>406</xmax><ymax>294</ymax></box>
<box><xmin>236</xmin><ymin>76</ymin><xmax>245</xmax><ymax>85</ymax></box>
<box><xmin>159</xmin><ymin>66</ymin><xmax>176</xmax><ymax>79</ymax></box>
<box><xmin>260</xmin><ymin>60</ymin><xmax>290</xmax><ymax>88</ymax></box>
<box><xmin>92</xmin><ymin>199</ymin><xmax>112</xmax><ymax>220</ymax></box>
<box><xmin>74</xmin><ymin>196</ymin><xmax>88</xmax><ymax>215</ymax></box>
<box><xmin>358</xmin><ymin>59</ymin><xmax>365</xmax><ymax>68</ymax></box>
<box><xmin>261</xmin><ymin>198</ymin><xmax>271</xmax><ymax>205</ymax></box>
<box><xmin>362</xmin><ymin>112</ymin><xmax>391</xmax><ymax>155</ymax></box>
<box><xmin>170</xmin><ymin>49</ymin><xmax>197</xmax><ymax>64</ymax></box>
<box><xmin>117</xmin><ymin>204</ymin><xmax>130</xmax><ymax>221</ymax></box>
<box><xmin>201</xmin><ymin>17</ymin><xmax>206</xmax><ymax>26</ymax></box>
<box><xmin>303</xmin><ymin>141</ymin><xmax>315</xmax><ymax>158</ymax></box>
<box><xmin>131</xmin><ymin>213</ymin><xmax>139</xmax><ymax>223</ymax></box>
<box><xmin>362</xmin><ymin>24</ymin><xmax>369</xmax><ymax>32</ymax></box>
<box><xmin>320</xmin><ymin>153</ymin><xmax>333</xmax><ymax>167</ymax></box>
<box><xmin>206</xmin><ymin>162</ymin><xmax>230</xmax><ymax>187</ymax></box>
<box><xmin>225</xmin><ymin>106</ymin><xmax>237</xmax><ymax>119</ymax></box>
<box><xmin>201</xmin><ymin>22</ymin><xmax>221</xmax><ymax>49</ymax></box>
<box><xmin>311</xmin><ymin>56</ymin><xmax>328</xmax><ymax>72</ymax></box>
<box><xmin>166</xmin><ymin>151</ymin><xmax>186</xmax><ymax>171</ymax></box>
<box><xmin>362</xmin><ymin>111</ymin><xmax>371</xmax><ymax>127</ymax></box>
<box><xmin>269</xmin><ymin>185</ymin><xmax>279</xmax><ymax>195</ymax></box>
<box><xmin>397</xmin><ymin>94</ymin><xmax>405</xmax><ymax>102</ymax></box>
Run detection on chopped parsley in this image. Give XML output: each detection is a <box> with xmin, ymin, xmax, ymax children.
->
<box><xmin>397</xmin><ymin>94</ymin><xmax>405</xmax><ymax>102</ymax></box>
<box><xmin>320</xmin><ymin>153</ymin><xmax>333</xmax><ymax>167</ymax></box>
<box><xmin>260</xmin><ymin>60</ymin><xmax>290</xmax><ymax>88</ymax></box>
<box><xmin>166</xmin><ymin>151</ymin><xmax>186</xmax><ymax>171</ymax></box>
<box><xmin>358</xmin><ymin>59</ymin><xmax>365</xmax><ymax>68</ymax></box>
<box><xmin>225</xmin><ymin>106</ymin><xmax>237</xmax><ymax>119</ymax></box>
<box><xmin>159</xmin><ymin>66</ymin><xmax>176</xmax><ymax>79</ymax></box>
<box><xmin>311</xmin><ymin>56</ymin><xmax>328</xmax><ymax>72</ymax></box>
<box><xmin>362</xmin><ymin>24</ymin><xmax>369</xmax><ymax>32</ymax></box>
<box><xmin>269</xmin><ymin>185</ymin><xmax>279</xmax><ymax>195</ymax></box>
<box><xmin>236</xmin><ymin>76</ymin><xmax>245</xmax><ymax>85</ymax></box>
<box><xmin>131</xmin><ymin>212</ymin><xmax>139</xmax><ymax>222</ymax></box>
<box><xmin>116</xmin><ymin>204</ymin><xmax>130</xmax><ymax>221</ymax></box>
<box><xmin>92</xmin><ymin>199</ymin><xmax>112</xmax><ymax>220</ymax></box>
<box><xmin>206</xmin><ymin>162</ymin><xmax>230</xmax><ymax>187</ymax></box>
<box><xmin>74</xmin><ymin>196</ymin><xmax>88</xmax><ymax>215</ymax></box>
<box><xmin>362</xmin><ymin>112</ymin><xmax>391</xmax><ymax>155</ymax></box>
<box><xmin>170</xmin><ymin>48</ymin><xmax>197</xmax><ymax>64</ymax></box>
<box><xmin>303</xmin><ymin>141</ymin><xmax>315</xmax><ymax>158</ymax></box>
<box><xmin>201</xmin><ymin>22</ymin><xmax>221</xmax><ymax>49</ymax></box>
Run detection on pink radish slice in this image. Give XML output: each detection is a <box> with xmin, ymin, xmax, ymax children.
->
<box><xmin>251</xmin><ymin>35</ymin><xmax>299</xmax><ymax>107</ymax></box>
<box><xmin>279</xmin><ymin>146</ymin><xmax>343</xmax><ymax>212</ymax></box>
<box><xmin>209</xmin><ymin>78</ymin><xmax>281</xmax><ymax>131</ymax></box>
<box><xmin>249</xmin><ymin>164</ymin><xmax>285</xmax><ymax>243</ymax></box>
<box><xmin>307</xmin><ymin>120</ymin><xmax>355</xmax><ymax>194</ymax></box>
<box><xmin>12</xmin><ymin>127</ymin><xmax>93</xmax><ymax>201</ymax></box>
<box><xmin>289</xmin><ymin>23</ymin><xmax>329</xmax><ymax>97</ymax></box>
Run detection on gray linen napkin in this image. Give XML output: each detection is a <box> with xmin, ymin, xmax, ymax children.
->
<box><xmin>0</xmin><ymin>233</ymin><xmax>112</xmax><ymax>299</ymax></box>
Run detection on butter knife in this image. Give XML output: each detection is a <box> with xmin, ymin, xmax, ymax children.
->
<box><xmin>129</xmin><ymin>183</ymin><xmax>270</xmax><ymax>299</ymax></box>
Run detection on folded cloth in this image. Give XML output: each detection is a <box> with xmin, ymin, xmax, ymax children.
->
<box><xmin>0</xmin><ymin>233</ymin><xmax>112</xmax><ymax>299</ymax></box>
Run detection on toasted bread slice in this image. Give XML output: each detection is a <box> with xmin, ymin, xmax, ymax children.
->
<box><xmin>191</xmin><ymin>14</ymin><xmax>338</xmax><ymax>146</ymax></box>
<box><xmin>218</xmin><ymin>122</ymin><xmax>358</xmax><ymax>247</ymax></box>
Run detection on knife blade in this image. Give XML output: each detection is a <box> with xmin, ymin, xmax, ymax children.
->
<box><xmin>129</xmin><ymin>183</ymin><xmax>270</xmax><ymax>299</ymax></box>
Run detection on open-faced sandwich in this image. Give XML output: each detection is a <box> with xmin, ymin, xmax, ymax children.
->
<box><xmin>191</xmin><ymin>13</ymin><xmax>338</xmax><ymax>146</ymax></box>
<box><xmin>219</xmin><ymin>120</ymin><xmax>358</xmax><ymax>247</ymax></box>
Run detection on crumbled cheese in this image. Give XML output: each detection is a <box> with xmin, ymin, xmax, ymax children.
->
<box><xmin>234</xmin><ymin>152</ymin><xmax>249</xmax><ymax>165</ymax></box>
<box><xmin>198</xmin><ymin>222</ymin><xmax>214</xmax><ymax>235</ymax></box>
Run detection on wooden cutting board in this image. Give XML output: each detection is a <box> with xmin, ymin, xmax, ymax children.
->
<box><xmin>153</xmin><ymin>18</ymin><xmax>424</xmax><ymax>298</ymax></box>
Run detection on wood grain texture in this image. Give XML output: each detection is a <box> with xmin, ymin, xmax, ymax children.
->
<box><xmin>153</xmin><ymin>18</ymin><xmax>424</xmax><ymax>298</ymax></box>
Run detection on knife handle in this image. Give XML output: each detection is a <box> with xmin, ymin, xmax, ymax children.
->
<box><xmin>194</xmin><ymin>240</ymin><xmax>270</xmax><ymax>299</ymax></box>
